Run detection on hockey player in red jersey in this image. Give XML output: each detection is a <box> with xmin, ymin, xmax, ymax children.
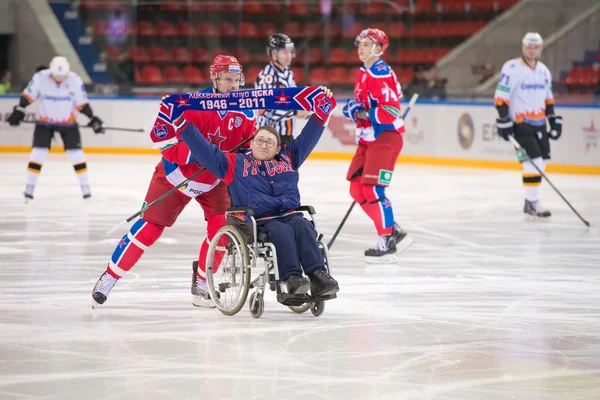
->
<box><xmin>342</xmin><ymin>28</ymin><xmax>414</xmax><ymax>263</ymax></box>
<box><xmin>91</xmin><ymin>55</ymin><xmax>256</xmax><ymax>308</ymax></box>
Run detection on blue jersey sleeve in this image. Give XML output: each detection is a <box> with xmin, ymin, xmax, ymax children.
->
<box><xmin>286</xmin><ymin>116</ymin><xmax>325</xmax><ymax>169</ymax></box>
<box><xmin>178</xmin><ymin>122</ymin><xmax>233</xmax><ymax>180</ymax></box>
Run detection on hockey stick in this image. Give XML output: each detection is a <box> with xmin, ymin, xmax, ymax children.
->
<box><xmin>327</xmin><ymin>93</ymin><xmax>419</xmax><ymax>249</ymax></box>
<box><xmin>23</xmin><ymin>121</ymin><xmax>144</xmax><ymax>132</ymax></box>
<box><xmin>507</xmin><ymin>135</ymin><xmax>590</xmax><ymax>227</ymax></box>
<box><xmin>107</xmin><ymin>110</ymin><xmax>294</xmax><ymax>235</ymax></box>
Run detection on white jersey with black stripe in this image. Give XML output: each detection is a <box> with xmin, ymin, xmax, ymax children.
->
<box><xmin>254</xmin><ymin>62</ymin><xmax>297</xmax><ymax>137</ymax></box>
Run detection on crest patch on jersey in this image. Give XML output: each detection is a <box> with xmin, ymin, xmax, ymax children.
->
<box><xmin>378</xmin><ymin>169</ymin><xmax>393</xmax><ymax>185</ymax></box>
<box><xmin>153</xmin><ymin>122</ymin><xmax>168</xmax><ymax>139</ymax></box>
<box><xmin>234</xmin><ymin>116</ymin><xmax>242</xmax><ymax>128</ymax></box>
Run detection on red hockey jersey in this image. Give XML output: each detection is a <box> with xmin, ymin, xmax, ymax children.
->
<box><xmin>150</xmin><ymin>88</ymin><xmax>256</xmax><ymax>198</ymax></box>
<box><xmin>353</xmin><ymin>59</ymin><xmax>405</xmax><ymax>144</ymax></box>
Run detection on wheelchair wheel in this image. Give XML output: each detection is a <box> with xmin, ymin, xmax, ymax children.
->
<box><xmin>206</xmin><ymin>225</ymin><xmax>251</xmax><ymax>316</ymax></box>
<box><xmin>249</xmin><ymin>291</ymin><xmax>264</xmax><ymax>319</ymax></box>
<box><xmin>310</xmin><ymin>301</ymin><xmax>325</xmax><ymax>317</ymax></box>
<box><xmin>288</xmin><ymin>304</ymin><xmax>310</xmax><ymax>314</ymax></box>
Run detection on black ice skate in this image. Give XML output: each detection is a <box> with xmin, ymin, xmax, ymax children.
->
<box><xmin>191</xmin><ymin>262</ymin><xmax>219</xmax><ymax>308</ymax></box>
<box><xmin>308</xmin><ymin>269</ymin><xmax>339</xmax><ymax>296</ymax></box>
<box><xmin>82</xmin><ymin>185</ymin><xmax>91</xmax><ymax>200</ymax></box>
<box><xmin>92</xmin><ymin>271</ymin><xmax>118</xmax><ymax>308</ymax></box>
<box><xmin>391</xmin><ymin>223</ymin><xmax>414</xmax><ymax>254</ymax></box>
<box><xmin>524</xmin><ymin>199</ymin><xmax>551</xmax><ymax>218</ymax></box>
<box><xmin>365</xmin><ymin>235</ymin><xmax>397</xmax><ymax>264</ymax></box>
<box><xmin>24</xmin><ymin>185</ymin><xmax>34</xmax><ymax>203</ymax></box>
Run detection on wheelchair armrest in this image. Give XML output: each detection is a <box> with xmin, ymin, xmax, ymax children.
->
<box><xmin>226</xmin><ymin>206</ymin><xmax>254</xmax><ymax>216</ymax></box>
<box><xmin>296</xmin><ymin>205</ymin><xmax>316</xmax><ymax>215</ymax></box>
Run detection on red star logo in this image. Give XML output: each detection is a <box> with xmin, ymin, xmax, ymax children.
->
<box><xmin>175</xmin><ymin>95</ymin><xmax>190</xmax><ymax>108</ymax></box>
<box><xmin>376</xmin><ymin>64</ymin><xmax>388</xmax><ymax>71</ymax></box>
<box><xmin>383</xmin><ymin>199</ymin><xmax>391</xmax><ymax>208</ymax></box>
<box><xmin>275</xmin><ymin>90</ymin><xmax>290</xmax><ymax>105</ymax></box>
<box><xmin>118</xmin><ymin>238</ymin><xmax>127</xmax><ymax>248</ymax></box>
<box><xmin>316</xmin><ymin>96</ymin><xmax>332</xmax><ymax>113</ymax></box>
<box><xmin>208</xmin><ymin>127</ymin><xmax>227</xmax><ymax>149</ymax></box>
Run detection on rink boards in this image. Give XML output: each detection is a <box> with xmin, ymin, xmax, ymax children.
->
<box><xmin>0</xmin><ymin>96</ymin><xmax>598</xmax><ymax>174</ymax></box>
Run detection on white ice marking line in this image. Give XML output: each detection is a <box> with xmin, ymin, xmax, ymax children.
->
<box><xmin>410</xmin><ymin>224</ymin><xmax>484</xmax><ymax>248</ymax></box>
<box><xmin>121</xmin><ymin>273</ymin><xmax>141</xmax><ymax>289</ymax></box>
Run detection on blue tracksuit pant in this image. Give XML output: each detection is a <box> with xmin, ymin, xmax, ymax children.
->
<box><xmin>257</xmin><ymin>213</ymin><xmax>324</xmax><ymax>281</ymax></box>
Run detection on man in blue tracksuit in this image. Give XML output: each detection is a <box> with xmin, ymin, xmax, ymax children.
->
<box><xmin>172</xmin><ymin>87</ymin><xmax>339</xmax><ymax>297</ymax></box>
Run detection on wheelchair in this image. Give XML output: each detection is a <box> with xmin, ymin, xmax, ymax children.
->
<box><xmin>204</xmin><ymin>205</ymin><xmax>336</xmax><ymax>319</ymax></box>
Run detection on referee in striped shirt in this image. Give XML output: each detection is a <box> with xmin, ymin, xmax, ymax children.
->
<box><xmin>254</xmin><ymin>33</ymin><xmax>309</xmax><ymax>145</ymax></box>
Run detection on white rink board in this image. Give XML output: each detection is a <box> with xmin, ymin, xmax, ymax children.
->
<box><xmin>0</xmin><ymin>96</ymin><xmax>599</xmax><ymax>168</ymax></box>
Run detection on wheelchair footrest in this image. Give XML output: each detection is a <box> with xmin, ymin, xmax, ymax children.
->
<box><xmin>310</xmin><ymin>293</ymin><xmax>337</xmax><ymax>302</ymax></box>
<box><xmin>277</xmin><ymin>293</ymin><xmax>311</xmax><ymax>306</ymax></box>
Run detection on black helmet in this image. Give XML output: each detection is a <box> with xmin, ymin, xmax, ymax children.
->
<box><xmin>266</xmin><ymin>33</ymin><xmax>295</xmax><ymax>57</ymax></box>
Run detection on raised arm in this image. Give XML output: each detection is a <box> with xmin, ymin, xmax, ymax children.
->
<box><xmin>176</xmin><ymin>119</ymin><xmax>237</xmax><ymax>183</ymax></box>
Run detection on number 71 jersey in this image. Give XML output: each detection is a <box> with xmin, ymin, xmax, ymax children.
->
<box><xmin>354</xmin><ymin>59</ymin><xmax>405</xmax><ymax>144</ymax></box>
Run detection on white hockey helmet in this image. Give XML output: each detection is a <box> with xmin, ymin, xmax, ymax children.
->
<box><xmin>49</xmin><ymin>56</ymin><xmax>70</xmax><ymax>80</ymax></box>
<box><xmin>522</xmin><ymin>32</ymin><xmax>543</xmax><ymax>47</ymax></box>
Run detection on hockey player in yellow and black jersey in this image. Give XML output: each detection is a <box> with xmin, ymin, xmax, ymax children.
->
<box><xmin>494</xmin><ymin>33</ymin><xmax>562</xmax><ymax>218</ymax></box>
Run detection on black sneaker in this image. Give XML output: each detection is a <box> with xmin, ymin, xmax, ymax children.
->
<box><xmin>524</xmin><ymin>199</ymin><xmax>551</xmax><ymax>218</ymax></box>
<box><xmin>281</xmin><ymin>274</ymin><xmax>310</xmax><ymax>295</ymax></box>
<box><xmin>364</xmin><ymin>235</ymin><xmax>397</xmax><ymax>264</ymax></box>
<box><xmin>308</xmin><ymin>269</ymin><xmax>339</xmax><ymax>296</ymax></box>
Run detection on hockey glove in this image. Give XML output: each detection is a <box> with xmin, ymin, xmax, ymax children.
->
<box><xmin>88</xmin><ymin>116</ymin><xmax>105</xmax><ymax>134</ymax></box>
<box><xmin>7</xmin><ymin>106</ymin><xmax>26</xmax><ymax>126</ymax></box>
<box><xmin>311</xmin><ymin>87</ymin><xmax>336</xmax><ymax>125</ymax></box>
<box><xmin>496</xmin><ymin>118</ymin><xmax>514</xmax><ymax>141</ymax></box>
<box><xmin>342</xmin><ymin>99</ymin><xmax>364</xmax><ymax>124</ymax></box>
<box><xmin>548</xmin><ymin>115</ymin><xmax>562</xmax><ymax>140</ymax></box>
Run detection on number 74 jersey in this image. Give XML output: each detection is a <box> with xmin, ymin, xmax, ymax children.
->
<box><xmin>353</xmin><ymin>59</ymin><xmax>405</xmax><ymax>144</ymax></box>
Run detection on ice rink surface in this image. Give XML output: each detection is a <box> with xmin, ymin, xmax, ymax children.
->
<box><xmin>1</xmin><ymin>153</ymin><xmax>599</xmax><ymax>400</ymax></box>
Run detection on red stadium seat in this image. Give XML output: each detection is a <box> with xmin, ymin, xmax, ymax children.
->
<box><xmin>177</xmin><ymin>21</ymin><xmax>196</xmax><ymax>37</ymax></box>
<box><xmin>136</xmin><ymin>21</ymin><xmax>155</xmax><ymax>37</ymax></box>
<box><xmin>304</xmin><ymin>22</ymin><xmax>321</xmax><ymax>38</ymax></box>
<box><xmin>161</xmin><ymin>0</ymin><xmax>186</xmax><ymax>12</ymax></box>
<box><xmin>329</xmin><ymin>67</ymin><xmax>349</xmax><ymax>85</ymax></box>
<box><xmin>239</xmin><ymin>22</ymin><xmax>258</xmax><ymax>38</ymax></box>
<box><xmin>328</xmin><ymin>48</ymin><xmax>348</xmax><ymax>65</ymax></box>
<box><xmin>183</xmin><ymin>66</ymin><xmax>206</xmax><ymax>85</ymax></box>
<box><xmin>364</xmin><ymin>1</ymin><xmax>385</xmax><ymax>15</ymax></box>
<box><xmin>93</xmin><ymin>20</ymin><xmax>109</xmax><ymax>36</ymax></box>
<box><xmin>149</xmin><ymin>46</ymin><xmax>169</xmax><ymax>63</ymax></box>
<box><xmin>210</xmin><ymin>47</ymin><xmax>229</xmax><ymax>59</ymax></box>
<box><xmin>140</xmin><ymin>65</ymin><xmax>163</xmax><ymax>84</ymax></box>
<box><xmin>342</xmin><ymin>22</ymin><xmax>363</xmax><ymax>39</ymax></box>
<box><xmin>198</xmin><ymin>22</ymin><xmax>218</xmax><ymax>38</ymax></box>
<box><xmin>156</xmin><ymin>21</ymin><xmax>178</xmax><ymax>38</ymax></box>
<box><xmin>172</xmin><ymin>47</ymin><xmax>191</xmax><ymax>63</ymax></box>
<box><xmin>283</xmin><ymin>22</ymin><xmax>302</xmax><ymax>39</ymax></box>
<box><xmin>289</xmin><ymin>2</ymin><xmax>309</xmax><ymax>16</ymax></box>
<box><xmin>218</xmin><ymin>22</ymin><xmax>237</xmax><ymax>38</ymax></box>
<box><xmin>308</xmin><ymin>48</ymin><xmax>323</xmax><ymax>63</ymax></box>
<box><xmin>243</xmin><ymin>0</ymin><xmax>263</xmax><ymax>13</ymax></box>
<box><xmin>245</xmin><ymin>67</ymin><xmax>263</xmax><ymax>84</ymax></box>
<box><xmin>163</xmin><ymin>66</ymin><xmax>184</xmax><ymax>83</ymax></box>
<box><xmin>328</xmin><ymin>22</ymin><xmax>341</xmax><ymax>38</ymax></box>
<box><xmin>129</xmin><ymin>46</ymin><xmax>150</xmax><ymax>63</ymax></box>
<box><xmin>257</xmin><ymin>22</ymin><xmax>276</xmax><ymax>37</ymax></box>
<box><xmin>309</xmin><ymin>67</ymin><xmax>328</xmax><ymax>84</ymax></box>
<box><xmin>387</xmin><ymin>23</ymin><xmax>406</xmax><ymax>39</ymax></box>
<box><xmin>192</xmin><ymin>48</ymin><xmax>209</xmax><ymax>64</ymax></box>
<box><xmin>232</xmin><ymin>48</ymin><xmax>252</xmax><ymax>64</ymax></box>
<box><xmin>291</xmin><ymin>67</ymin><xmax>304</xmax><ymax>84</ymax></box>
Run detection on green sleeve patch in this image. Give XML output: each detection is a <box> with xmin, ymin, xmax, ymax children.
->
<box><xmin>496</xmin><ymin>84</ymin><xmax>510</xmax><ymax>93</ymax></box>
